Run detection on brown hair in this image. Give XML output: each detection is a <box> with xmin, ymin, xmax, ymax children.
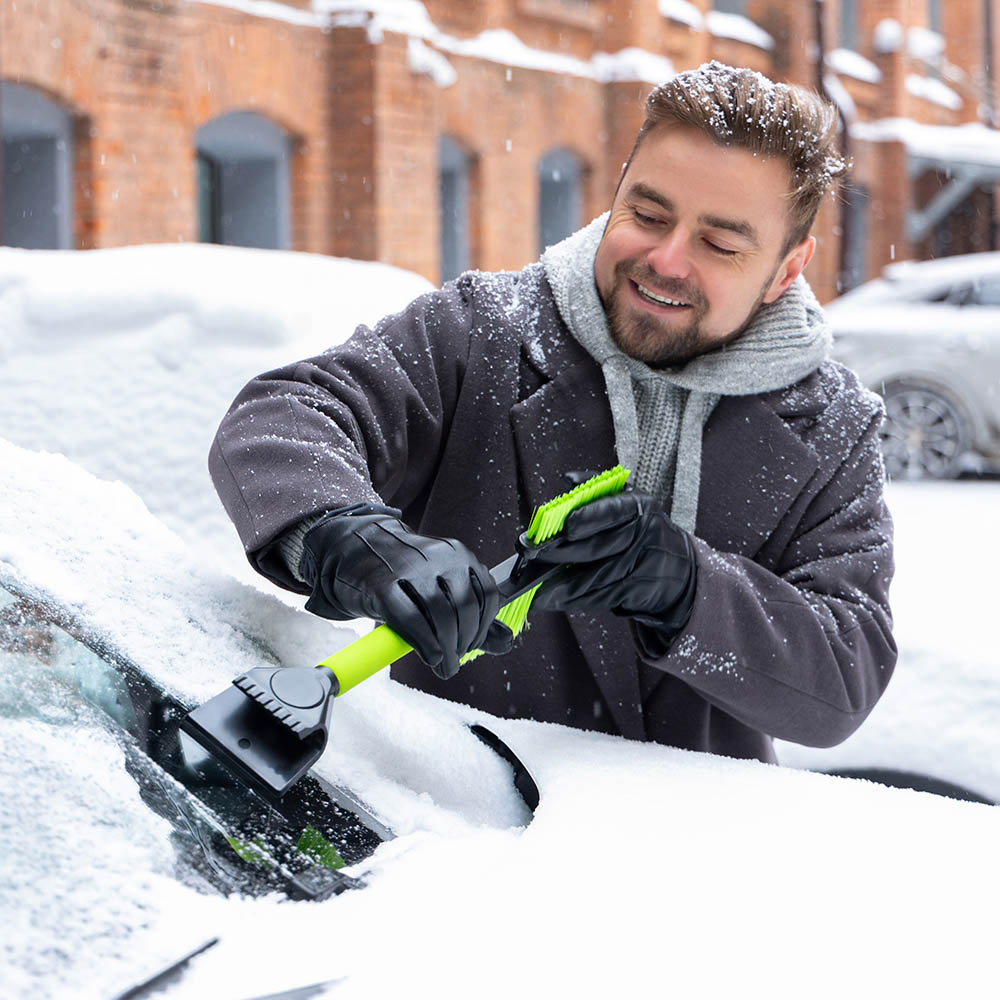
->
<box><xmin>626</xmin><ymin>61</ymin><xmax>847</xmax><ymax>255</ymax></box>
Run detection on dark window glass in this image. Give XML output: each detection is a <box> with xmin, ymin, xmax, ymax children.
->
<box><xmin>538</xmin><ymin>148</ymin><xmax>583</xmax><ymax>254</ymax></box>
<box><xmin>439</xmin><ymin>136</ymin><xmax>470</xmax><ymax>282</ymax></box>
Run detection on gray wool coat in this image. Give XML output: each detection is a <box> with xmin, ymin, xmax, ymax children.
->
<box><xmin>209</xmin><ymin>263</ymin><xmax>896</xmax><ymax>763</ymax></box>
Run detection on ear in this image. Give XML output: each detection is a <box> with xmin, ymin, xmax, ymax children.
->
<box><xmin>762</xmin><ymin>236</ymin><xmax>815</xmax><ymax>304</ymax></box>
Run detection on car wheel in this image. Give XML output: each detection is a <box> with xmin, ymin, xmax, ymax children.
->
<box><xmin>878</xmin><ymin>380</ymin><xmax>969</xmax><ymax>480</ymax></box>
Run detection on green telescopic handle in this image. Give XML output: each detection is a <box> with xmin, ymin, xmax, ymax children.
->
<box><xmin>315</xmin><ymin>464</ymin><xmax>631</xmax><ymax>697</ymax></box>
<box><xmin>316</xmin><ymin>625</ymin><xmax>413</xmax><ymax>695</ymax></box>
<box><xmin>313</xmin><ymin>553</ymin><xmax>557</xmax><ymax>696</ymax></box>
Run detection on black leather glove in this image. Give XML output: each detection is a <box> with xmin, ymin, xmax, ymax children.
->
<box><xmin>517</xmin><ymin>489</ymin><xmax>697</xmax><ymax>635</ymax></box>
<box><xmin>299</xmin><ymin>504</ymin><xmax>512</xmax><ymax>680</ymax></box>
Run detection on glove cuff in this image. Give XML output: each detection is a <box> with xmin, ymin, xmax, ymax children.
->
<box><xmin>296</xmin><ymin>502</ymin><xmax>402</xmax><ymax>621</ymax></box>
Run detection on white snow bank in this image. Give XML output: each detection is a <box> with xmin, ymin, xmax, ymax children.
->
<box><xmin>0</xmin><ymin>243</ymin><xmax>432</xmax><ymax>588</ymax></box>
<box><xmin>777</xmin><ymin>481</ymin><xmax>1000</xmax><ymax>802</ymax></box>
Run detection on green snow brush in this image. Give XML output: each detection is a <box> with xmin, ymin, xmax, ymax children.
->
<box><xmin>182</xmin><ymin>466</ymin><xmax>630</xmax><ymax>800</ymax></box>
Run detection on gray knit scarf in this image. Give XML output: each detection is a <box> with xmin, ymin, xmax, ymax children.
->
<box><xmin>541</xmin><ymin>213</ymin><xmax>832</xmax><ymax>532</ymax></box>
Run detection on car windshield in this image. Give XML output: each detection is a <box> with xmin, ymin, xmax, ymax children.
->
<box><xmin>0</xmin><ymin>578</ymin><xmax>385</xmax><ymax>901</ymax></box>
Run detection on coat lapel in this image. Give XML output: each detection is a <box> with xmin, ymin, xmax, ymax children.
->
<box><xmin>696</xmin><ymin>394</ymin><xmax>820</xmax><ymax>557</ymax></box>
<box><xmin>509</xmin><ymin>358</ymin><xmax>646</xmax><ymax>741</ymax></box>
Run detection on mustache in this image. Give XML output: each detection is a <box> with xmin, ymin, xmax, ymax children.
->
<box><xmin>614</xmin><ymin>261</ymin><xmax>706</xmax><ymax>310</ymax></box>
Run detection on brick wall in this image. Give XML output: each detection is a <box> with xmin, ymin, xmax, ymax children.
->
<box><xmin>2</xmin><ymin>0</ymin><xmax>333</xmax><ymax>250</ymax></box>
<box><xmin>2</xmin><ymin>0</ymin><xmax>997</xmax><ymax>300</ymax></box>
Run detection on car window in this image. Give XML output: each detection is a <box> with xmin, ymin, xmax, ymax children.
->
<box><xmin>969</xmin><ymin>279</ymin><xmax>1000</xmax><ymax>306</ymax></box>
<box><xmin>942</xmin><ymin>283</ymin><xmax>975</xmax><ymax>305</ymax></box>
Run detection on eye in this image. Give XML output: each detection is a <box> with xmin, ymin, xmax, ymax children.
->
<box><xmin>705</xmin><ymin>240</ymin><xmax>738</xmax><ymax>257</ymax></box>
<box><xmin>634</xmin><ymin>209</ymin><xmax>661</xmax><ymax>226</ymax></box>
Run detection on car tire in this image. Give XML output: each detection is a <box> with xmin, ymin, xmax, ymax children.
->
<box><xmin>878</xmin><ymin>379</ymin><xmax>969</xmax><ymax>480</ymax></box>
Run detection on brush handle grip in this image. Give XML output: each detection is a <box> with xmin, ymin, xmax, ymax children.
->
<box><xmin>316</xmin><ymin>625</ymin><xmax>413</xmax><ymax>694</ymax></box>
<box><xmin>314</xmin><ymin>555</ymin><xmax>559</xmax><ymax>695</ymax></box>
<box><xmin>316</xmin><ymin>465</ymin><xmax>630</xmax><ymax>697</ymax></box>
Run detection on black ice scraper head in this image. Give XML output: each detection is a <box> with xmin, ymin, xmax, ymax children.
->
<box><xmin>181</xmin><ymin>667</ymin><xmax>338</xmax><ymax>802</ymax></box>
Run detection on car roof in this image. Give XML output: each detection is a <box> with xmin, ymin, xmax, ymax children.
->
<box><xmin>828</xmin><ymin>251</ymin><xmax>1000</xmax><ymax>311</ymax></box>
<box><xmin>882</xmin><ymin>251</ymin><xmax>1000</xmax><ymax>285</ymax></box>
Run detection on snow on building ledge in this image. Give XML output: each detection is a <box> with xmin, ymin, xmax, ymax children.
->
<box><xmin>705</xmin><ymin>10</ymin><xmax>774</xmax><ymax>52</ymax></box>
<box><xmin>189</xmin><ymin>0</ymin><xmax>676</xmax><ymax>86</ymax></box>
<box><xmin>317</xmin><ymin>0</ymin><xmax>439</xmax><ymax>43</ymax></box>
<box><xmin>658</xmin><ymin>0</ymin><xmax>702</xmax><ymax>30</ymax></box>
<box><xmin>408</xmin><ymin>37</ymin><xmax>457</xmax><ymax>88</ymax></box>
<box><xmin>827</xmin><ymin>48</ymin><xmax>882</xmax><ymax>85</ymax></box>
<box><xmin>873</xmin><ymin>17</ymin><xmax>903</xmax><ymax>55</ymax></box>
<box><xmin>906</xmin><ymin>26</ymin><xmax>946</xmax><ymax>64</ymax></box>
<box><xmin>592</xmin><ymin>48</ymin><xmax>675</xmax><ymax>85</ymax></box>
<box><xmin>851</xmin><ymin>118</ymin><xmax>1000</xmax><ymax>170</ymax></box>
<box><xmin>191</xmin><ymin>0</ymin><xmax>328</xmax><ymax>28</ymax></box>
<box><xmin>905</xmin><ymin>74</ymin><xmax>963</xmax><ymax>111</ymax></box>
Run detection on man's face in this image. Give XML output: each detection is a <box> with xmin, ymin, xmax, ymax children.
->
<box><xmin>594</xmin><ymin>124</ymin><xmax>814</xmax><ymax>367</ymax></box>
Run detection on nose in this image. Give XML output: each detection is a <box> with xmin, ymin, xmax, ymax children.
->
<box><xmin>646</xmin><ymin>227</ymin><xmax>692</xmax><ymax>280</ymax></box>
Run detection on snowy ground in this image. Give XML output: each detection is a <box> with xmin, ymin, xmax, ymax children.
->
<box><xmin>2</xmin><ymin>244</ymin><xmax>999</xmax><ymax>998</ymax></box>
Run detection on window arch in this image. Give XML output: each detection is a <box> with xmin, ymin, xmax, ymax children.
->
<box><xmin>538</xmin><ymin>148</ymin><xmax>584</xmax><ymax>254</ymax></box>
<box><xmin>439</xmin><ymin>135</ymin><xmax>475</xmax><ymax>283</ymax></box>
<box><xmin>1</xmin><ymin>82</ymin><xmax>74</xmax><ymax>249</ymax></box>
<box><xmin>195</xmin><ymin>111</ymin><xmax>292</xmax><ymax>250</ymax></box>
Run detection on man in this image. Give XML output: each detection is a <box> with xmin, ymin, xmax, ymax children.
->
<box><xmin>210</xmin><ymin>61</ymin><xmax>896</xmax><ymax>763</ymax></box>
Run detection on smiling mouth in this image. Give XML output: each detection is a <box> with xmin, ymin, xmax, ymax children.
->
<box><xmin>633</xmin><ymin>281</ymin><xmax>693</xmax><ymax>308</ymax></box>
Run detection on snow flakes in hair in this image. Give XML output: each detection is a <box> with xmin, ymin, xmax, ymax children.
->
<box><xmin>641</xmin><ymin>60</ymin><xmax>847</xmax><ymax>248</ymax></box>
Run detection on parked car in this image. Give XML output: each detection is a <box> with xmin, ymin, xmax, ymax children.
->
<box><xmin>827</xmin><ymin>252</ymin><xmax>1000</xmax><ymax>479</ymax></box>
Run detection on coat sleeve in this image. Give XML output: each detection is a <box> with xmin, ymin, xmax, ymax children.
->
<box><xmin>635</xmin><ymin>394</ymin><xmax>897</xmax><ymax>749</ymax></box>
<box><xmin>208</xmin><ymin>284</ymin><xmax>473</xmax><ymax>590</ymax></box>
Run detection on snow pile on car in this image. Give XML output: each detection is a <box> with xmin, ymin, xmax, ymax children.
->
<box><xmin>0</xmin><ymin>243</ymin><xmax>433</xmax><ymax>587</ymax></box>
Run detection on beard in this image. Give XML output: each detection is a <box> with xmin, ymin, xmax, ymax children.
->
<box><xmin>602</xmin><ymin>259</ymin><xmax>776</xmax><ymax>368</ymax></box>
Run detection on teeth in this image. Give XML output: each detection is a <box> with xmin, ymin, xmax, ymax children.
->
<box><xmin>636</xmin><ymin>283</ymin><xmax>689</xmax><ymax>307</ymax></box>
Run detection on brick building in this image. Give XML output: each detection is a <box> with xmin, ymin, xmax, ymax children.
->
<box><xmin>2</xmin><ymin>0</ymin><xmax>999</xmax><ymax>302</ymax></box>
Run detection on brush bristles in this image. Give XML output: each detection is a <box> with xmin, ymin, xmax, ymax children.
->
<box><xmin>461</xmin><ymin>586</ymin><xmax>541</xmax><ymax>664</ymax></box>
<box><xmin>462</xmin><ymin>465</ymin><xmax>630</xmax><ymax>663</ymax></box>
<box><xmin>525</xmin><ymin>465</ymin><xmax>631</xmax><ymax>544</ymax></box>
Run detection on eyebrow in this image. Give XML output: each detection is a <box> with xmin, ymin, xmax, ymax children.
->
<box><xmin>625</xmin><ymin>182</ymin><xmax>761</xmax><ymax>249</ymax></box>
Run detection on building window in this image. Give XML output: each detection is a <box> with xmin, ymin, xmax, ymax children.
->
<box><xmin>842</xmin><ymin>184</ymin><xmax>870</xmax><ymax>292</ymax></box>
<box><xmin>538</xmin><ymin>148</ymin><xmax>583</xmax><ymax>254</ymax></box>
<box><xmin>840</xmin><ymin>0</ymin><xmax>858</xmax><ymax>51</ymax></box>
<box><xmin>927</xmin><ymin>0</ymin><xmax>942</xmax><ymax>35</ymax></box>
<box><xmin>1</xmin><ymin>82</ymin><xmax>73</xmax><ymax>249</ymax></box>
<box><xmin>195</xmin><ymin>112</ymin><xmax>291</xmax><ymax>250</ymax></box>
<box><xmin>439</xmin><ymin>135</ymin><xmax>471</xmax><ymax>283</ymax></box>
